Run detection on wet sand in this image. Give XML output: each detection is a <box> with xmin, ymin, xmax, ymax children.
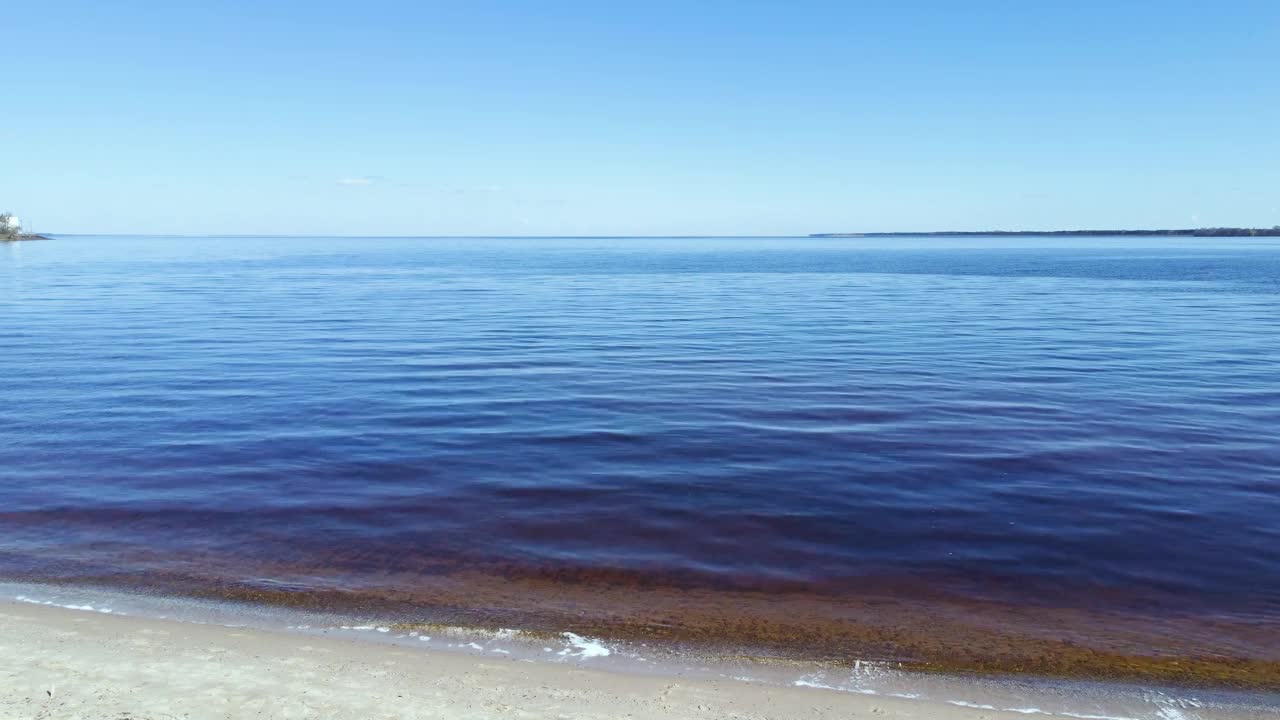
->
<box><xmin>0</xmin><ymin>599</ymin><xmax>1145</xmax><ymax>720</ymax></box>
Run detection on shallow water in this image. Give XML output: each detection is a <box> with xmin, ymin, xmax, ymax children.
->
<box><xmin>2</xmin><ymin>235</ymin><xmax>1278</xmax><ymax>686</ymax></box>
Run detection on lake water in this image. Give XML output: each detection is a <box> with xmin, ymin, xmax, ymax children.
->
<box><xmin>2</xmin><ymin>235</ymin><xmax>1278</xmax><ymax>688</ymax></box>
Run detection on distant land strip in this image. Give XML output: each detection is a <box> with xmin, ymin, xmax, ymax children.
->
<box><xmin>811</xmin><ymin>227</ymin><xmax>1280</xmax><ymax>238</ymax></box>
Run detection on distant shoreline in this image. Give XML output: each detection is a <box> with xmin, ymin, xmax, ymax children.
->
<box><xmin>811</xmin><ymin>228</ymin><xmax>1280</xmax><ymax>238</ymax></box>
<box><xmin>1</xmin><ymin>234</ymin><xmax>52</xmax><ymax>242</ymax></box>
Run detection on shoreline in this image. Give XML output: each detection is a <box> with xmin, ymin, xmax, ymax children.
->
<box><xmin>0</xmin><ymin>583</ymin><xmax>1275</xmax><ymax>719</ymax></box>
<box><xmin>7</xmin><ymin>560</ymin><xmax>1277</xmax><ymax>692</ymax></box>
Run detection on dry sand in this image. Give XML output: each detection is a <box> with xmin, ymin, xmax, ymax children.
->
<box><xmin>0</xmin><ymin>600</ymin><xmax>1269</xmax><ymax>720</ymax></box>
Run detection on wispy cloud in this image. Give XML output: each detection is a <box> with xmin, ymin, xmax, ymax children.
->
<box><xmin>337</xmin><ymin>177</ymin><xmax>376</xmax><ymax>186</ymax></box>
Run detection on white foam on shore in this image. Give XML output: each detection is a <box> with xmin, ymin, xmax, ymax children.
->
<box><xmin>795</xmin><ymin>678</ymin><xmax>840</xmax><ymax>690</ymax></box>
<box><xmin>792</xmin><ymin>668</ymin><xmax>1182</xmax><ymax>720</ymax></box>
<box><xmin>330</xmin><ymin>621</ymin><xmax>611</xmax><ymax>663</ymax></box>
<box><xmin>795</xmin><ymin>673</ymin><xmax>879</xmax><ymax>694</ymax></box>
<box><xmin>14</xmin><ymin>595</ymin><xmax>115</xmax><ymax>615</ymax></box>
<box><xmin>557</xmin><ymin>632</ymin><xmax>611</xmax><ymax>659</ymax></box>
<box><xmin>946</xmin><ymin>700</ymin><xmax>1140</xmax><ymax>720</ymax></box>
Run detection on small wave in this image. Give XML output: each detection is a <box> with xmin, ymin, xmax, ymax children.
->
<box><xmin>14</xmin><ymin>595</ymin><xmax>116</xmax><ymax>614</ymax></box>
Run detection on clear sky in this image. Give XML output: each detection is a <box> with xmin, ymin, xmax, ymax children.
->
<box><xmin>5</xmin><ymin>1</ymin><xmax>1278</xmax><ymax>236</ymax></box>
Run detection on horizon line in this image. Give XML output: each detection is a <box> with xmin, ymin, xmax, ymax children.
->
<box><xmin>43</xmin><ymin>233</ymin><xmax>804</xmax><ymax>239</ymax></box>
<box><xmin>37</xmin><ymin>226</ymin><xmax>1280</xmax><ymax>240</ymax></box>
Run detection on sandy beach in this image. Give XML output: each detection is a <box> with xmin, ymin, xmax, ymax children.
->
<box><xmin>0</xmin><ymin>600</ymin><xmax>964</xmax><ymax>720</ymax></box>
<box><xmin>0</xmin><ymin>598</ymin><xmax>1232</xmax><ymax>720</ymax></box>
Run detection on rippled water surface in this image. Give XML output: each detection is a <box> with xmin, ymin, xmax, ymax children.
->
<box><xmin>2</xmin><ymin>235</ymin><xmax>1279</xmax><ymax>683</ymax></box>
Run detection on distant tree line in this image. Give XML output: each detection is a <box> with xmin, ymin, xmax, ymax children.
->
<box><xmin>1189</xmin><ymin>227</ymin><xmax>1280</xmax><ymax>237</ymax></box>
<box><xmin>812</xmin><ymin>227</ymin><xmax>1280</xmax><ymax>238</ymax></box>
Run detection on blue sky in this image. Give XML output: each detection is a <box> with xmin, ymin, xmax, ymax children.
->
<box><xmin>5</xmin><ymin>1</ymin><xmax>1278</xmax><ymax>235</ymax></box>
